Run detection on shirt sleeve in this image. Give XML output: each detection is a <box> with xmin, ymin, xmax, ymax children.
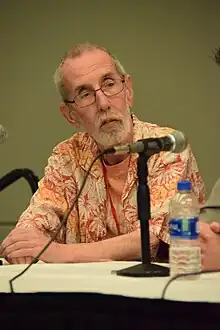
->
<box><xmin>16</xmin><ymin>143</ymin><xmax>76</xmax><ymax>243</ymax></box>
<box><xmin>148</xmin><ymin>144</ymin><xmax>206</xmax><ymax>244</ymax></box>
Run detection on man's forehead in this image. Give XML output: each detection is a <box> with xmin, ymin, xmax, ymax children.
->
<box><xmin>62</xmin><ymin>50</ymin><xmax>116</xmax><ymax>82</ymax></box>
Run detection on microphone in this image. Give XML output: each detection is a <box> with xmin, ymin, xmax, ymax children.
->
<box><xmin>104</xmin><ymin>130</ymin><xmax>187</xmax><ymax>156</ymax></box>
<box><xmin>0</xmin><ymin>124</ymin><xmax>8</xmax><ymax>144</ymax></box>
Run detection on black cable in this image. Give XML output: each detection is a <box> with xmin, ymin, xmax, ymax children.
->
<box><xmin>161</xmin><ymin>269</ymin><xmax>220</xmax><ymax>299</ymax></box>
<box><xmin>9</xmin><ymin>151</ymin><xmax>104</xmax><ymax>293</ymax></box>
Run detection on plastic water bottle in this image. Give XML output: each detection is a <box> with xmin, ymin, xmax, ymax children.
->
<box><xmin>169</xmin><ymin>180</ymin><xmax>201</xmax><ymax>278</ymax></box>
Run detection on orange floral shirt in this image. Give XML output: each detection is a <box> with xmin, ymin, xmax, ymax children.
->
<box><xmin>17</xmin><ymin>115</ymin><xmax>205</xmax><ymax>245</ymax></box>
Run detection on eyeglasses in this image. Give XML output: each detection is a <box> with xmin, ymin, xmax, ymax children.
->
<box><xmin>64</xmin><ymin>78</ymin><xmax>125</xmax><ymax>108</ymax></box>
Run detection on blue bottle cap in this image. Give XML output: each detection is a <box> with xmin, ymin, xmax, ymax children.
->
<box><xmin>177</xmin><ymin>180</ymin><xmax>192</xmax><ymax>191</ymax></box>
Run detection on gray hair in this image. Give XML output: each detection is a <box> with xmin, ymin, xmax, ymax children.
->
<box><xmin>53</xmin><ymin>42</ymin><xmax>127</xmax><ymax>101</ymax></box>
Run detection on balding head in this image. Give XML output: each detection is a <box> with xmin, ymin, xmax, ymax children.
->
<box><xmin>54</xmin><ymin>42</ymin><xmax>127</xmax><ymax>101</ymax></box>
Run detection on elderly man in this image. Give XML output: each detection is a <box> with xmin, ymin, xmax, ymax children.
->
<box><xmin>0</xmin><ymin>42</ymin><xmax>205</xmax><ymax>264</ymax></box>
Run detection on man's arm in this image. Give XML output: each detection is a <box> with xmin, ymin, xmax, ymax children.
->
<box><xmin>64</xmin><ymin>229</ymin><xmax>159</xmax><ymax>262</ymax></box>
<box><xmin>15</xmin><ymin>143</ymin><xmax>73</xmax><ymax>242</ymax></box>
<box><xmin>0</xmin><ymin>227</ymin><xmax>159</xmax><ymax>263</ymax></box>
<box><xmin>0</xmin><ymin>143</ymin><xmax>73</xmax><ymax>264</ymax></box>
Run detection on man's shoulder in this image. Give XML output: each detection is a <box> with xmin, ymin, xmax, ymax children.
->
<box><xmin>134</xmin><ymin>116</ymin><xmax>174</xmax><ymax>139</ymax></box>
<box><xmin>52</xmin><ymin>132</ymin><xmax>95</xmax><ymax>156</ymax></box>
<box><xmin>134</xmin><ymin>115</ymin><xmax>192</xmax><ymax>162</ymax></box>
<box><xmin>142</xmin><ymin>121</ymin><xmax>174</xmax><ymax>136</ymax></box>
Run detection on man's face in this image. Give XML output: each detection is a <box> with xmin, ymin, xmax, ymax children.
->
<box><xmin>60</xmin><ymin>49</ymin><xmax>134</xmax><ymax>150</ymax></box>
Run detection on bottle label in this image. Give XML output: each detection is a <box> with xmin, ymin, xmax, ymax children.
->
<box><xmin>169</xmin><ymin>216</ymin><xmax>199</xmax><ymax>239</ymax></box>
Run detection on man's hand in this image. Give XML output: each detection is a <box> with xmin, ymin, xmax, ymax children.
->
<box><xmin>210</xmin><ymin>221</ymin><xmax>220</xmax><ymax>234</ymax></box>
<box><xmin>199</xmin><ymin>221</ymin><xmax>220</xmax><ymax>270</ymax></box>
<box><xmin>0</xmin><ymin>226</ymin><xmax>66</xmax><ymax>264</ymax></box>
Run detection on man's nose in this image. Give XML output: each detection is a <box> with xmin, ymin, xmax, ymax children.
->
<box><xmin>95</xmin><ymin>89</ymin><xmax>111</xmax><ymax>111</ymax></box>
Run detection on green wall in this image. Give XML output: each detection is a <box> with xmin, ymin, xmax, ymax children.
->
<box><xmin>0</xmin><ymin>0</ymin><xmax>220</xmax><ymax>240</ymax></box>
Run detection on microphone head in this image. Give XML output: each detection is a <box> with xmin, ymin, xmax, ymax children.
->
<box><xmin>0</xmin><ymin>124</ymin><xmax>8</xmax><ymax>144</ymax></box>
<box><xmin>169</xmin><ymin>130</ymin><xmax>188</xmax><ymax>153</ymax></box>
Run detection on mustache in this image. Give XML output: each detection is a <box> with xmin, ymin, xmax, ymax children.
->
<box><xmin>98</xmin><ymin>115</ymin><xmax>122</xmax><ymax>125</ymax></box>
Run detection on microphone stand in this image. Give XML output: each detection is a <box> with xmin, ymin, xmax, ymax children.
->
<box><xmin>0</xmin><ymin>168</ymin><xmax>39</xmax><ymax>195</ymax></box>
<box><xmin>116</xmin><ymin>151</ymin><xmax>169</xmax><ymax>277</ymax></box>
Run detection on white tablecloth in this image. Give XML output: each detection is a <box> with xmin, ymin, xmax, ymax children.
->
<box><xmin>1</xmin><ymin>260</ymin><xmax>220</xmax><ymax>303</ymax></box>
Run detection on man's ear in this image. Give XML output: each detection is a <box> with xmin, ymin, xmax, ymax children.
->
<box><xmin>60</xmin><ymin>103</ymin><xmax>81</xmax><ymax>129</ymax></box>
<box><xmin>125</xmin><ymin>75</ymin><xmax>133</xmax><ymax>108</ymax></box>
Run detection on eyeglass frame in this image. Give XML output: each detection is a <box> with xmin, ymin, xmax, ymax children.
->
<box><xmin>63</xmin><ymin>77</ymin><xmax>126</xmax><ymax>108</ymax></box>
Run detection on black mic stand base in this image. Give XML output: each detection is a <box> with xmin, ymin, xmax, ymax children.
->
<box><xmin>115</xmin><ymin>263</ymin><xmax>169</xmax><ymax>277</ymax></box>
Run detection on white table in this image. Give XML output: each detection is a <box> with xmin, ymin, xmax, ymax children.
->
<box><xmin>1</xmin><ymin>260</ymin><xmax>220</xmax><ymax>303</ymax></box>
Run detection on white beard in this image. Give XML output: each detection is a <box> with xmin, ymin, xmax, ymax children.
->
<box><xmin>93</xmin><ymin>109</ymin><xmax>133</xmax><ymax>150</ymax></box>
